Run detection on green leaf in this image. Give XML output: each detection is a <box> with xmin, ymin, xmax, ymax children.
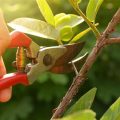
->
<box><xmin>70</xmin><ymin>27</ymin><xmax>92</xmax><ymax>43</ymax></box>
<box><xmin>70</xmin><ymin>23</ymin><xmax>99</xmax><ymax>43</ymax></box>
<box><xmin>100</xmin><ymin>97</ymin><xmax>120</xmax><ymax>120</ymax></box>
<box><xmin>54</xmin><ymin>13</ymin><xmax>66</xmax><ymax>22</ymax></box>
<box><xmin>65</xmin><ymin>88</ymin><xmax>97</xmax><ymax>115</ymax></box>
<box><xmin>57</xmin><ymin>110</ymin><xmax>96</xmax><ymax>120</ymax></box>
<box><xmin>77</xmin><ymin>0</ymin><xmax>82</xmax><ymax>4</ymax></box>
<box><xmin>60</xmin><ymin>26</ymin><xmax>73</xmax><ymax>42</ymax></box>
<box><xmin>36</xmin><ymin>0</ymin><xmax>55</xmax><ymax>26</ymax></box>
<box><xmin>55</xmin><ymin>14</ymin><xmax>84</xmax><ymax>30</ymax></box>
<box><xmin>8</xmin><ymin>18</ymin><xmax>59</xmax><ymax>40</ymax></box>
<box><xmin>86</xmin><ymin>0</ymin><xmax>104</xmax><ymax>22</ymax></box>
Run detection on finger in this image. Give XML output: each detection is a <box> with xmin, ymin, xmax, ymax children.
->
<box><xmin>0</xmin><ymin>87</ymin><xmax>12</xmax><ymax>102</ymax></box>
<box><xmin>0</xmin><ymin>57</ymin><xmax>12</xmax><ymax>102</ymax></box>
<box><xmin>0</xmin><ymin>10</ymin><xmax>10</xmax><ymax>56</ymax></box>
<box><xmin>0</xmin><ymin>10</ymin><xmax>12</xmax><ymax>102</ymax></box>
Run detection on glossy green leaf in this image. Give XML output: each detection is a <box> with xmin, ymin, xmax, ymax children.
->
<box><xmin>70</xmin><ymin>23</ymin><xmax>98</xmax><ymax>43</ymax></box>
<box><xmin>60</xmin><ymin>26</ymin><xmax>73</xmax><ymax>42</ymax></box>
<box><xmin>86</xmin><ymin>0</ymin><xmax>104</xmax><ymax>22</ymax></box>
<box><xmin>8</xmin><ymin>18</ymin><xmax>59</xmax><ymax>40</ymax></box>
<box><xmin>77</xmin><ymin>0</ymin><xmax>82</xmax><ymax>4</ymax></box>
<box><xmin>36</xmin><ymin>0</ymin><xmax>55</xmax><ymax>26</ymax></box>
<box><xmin>54</xmin><ymin>13</ymin><xmax>66</xmax><ymax>23</ymax></box>
<box><xmin>100</xmin><ymin>97</ymin><xmax>120</xmax><ymax>120</ymax></box>
<box><xmin>55</xmin><ymin>14</ymin><xmax>84</xmax><ymax>30</ymax></box>
<box><xmin>70</xmin><ymin>27</ymin><xmax>92</xmax><ymax>43</ymax></box>
<box><xmin>65</xmin><ymin>88</ymin><xmax>97</xmax><ymax>115</ymax></box>
<box><xmin>57</xmin><ymin>110</ymin><xmax>96</xmax><ymax>120</ymax></box>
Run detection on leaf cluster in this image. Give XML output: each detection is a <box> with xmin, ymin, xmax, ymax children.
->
<box><xmin>8</xmin><ymin>0</ymin><xmax>103</xmax><ymax>44</ymax></box>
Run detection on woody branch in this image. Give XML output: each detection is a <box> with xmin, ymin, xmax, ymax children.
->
<box><xmin>51</xmin><ymin>8</ymin><xmax>120</xmax><ymax>119</ymax></box>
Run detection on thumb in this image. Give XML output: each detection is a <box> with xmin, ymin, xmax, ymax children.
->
<box><xmin>0</xmin><ymin>57</ymin><xmax>12</xmax><ymax>102</ymax></box>
<box><xmin>0</xmin><ymin>10</ymin><xmax>12</xmax><ymax>102</ymax></box>
<box><xmin>0</xmin><ymin>10</ymin><xmax>11</xmax><ymax>56</ymax></box>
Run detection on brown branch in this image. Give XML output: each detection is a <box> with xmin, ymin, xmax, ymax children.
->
<box><xmin>51</xmin><ymin>8</ymin><xmax>120</xmax><ymax>119</ymax></box>
<box><xmin>102</xmin><ymin>8</ymin><xmax>120</xmax><ymax>38</ymax></box>
<box><xmin>106</xmin><ymin>38</ymin><xmax>120</xmax><ymax>45</ymax></box>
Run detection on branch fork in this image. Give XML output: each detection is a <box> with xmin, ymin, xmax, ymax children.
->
<box><xmin>51</xmin><ymin>8</ymin><xmax>120</xmax><ymax>119</ymax></box>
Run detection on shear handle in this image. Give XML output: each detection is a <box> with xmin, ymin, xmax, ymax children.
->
<box><xmin>9</xmin><ymin>31</ymin><xmax>32</xmax><ymax>48</ymax></box>
<box><xmin>0</xmin><ymin>73</ymin><xmax>29</xmax><ymax>90</ymax></box>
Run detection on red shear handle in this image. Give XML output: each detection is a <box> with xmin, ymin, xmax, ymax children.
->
<box><xmin>0</xmin><ymin>73</ymin><xmax>29</xmax><ymax>90</ymax></box>
<box><xmin>9</xmin><ymin>31</ymin><xmax>32</xmax><ymax>48</ymax></box>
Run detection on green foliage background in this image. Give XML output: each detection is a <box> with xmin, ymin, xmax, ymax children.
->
<box><xmin>0</xmin><ymin>0</ymin><xmax>120</xmax><ymax>120</ymax></box>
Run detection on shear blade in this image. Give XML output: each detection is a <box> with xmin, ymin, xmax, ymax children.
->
<box><xmin>54</xmin><ymin>41</ymin><xmax>85</xmax><ymax>66</ymax></box>
<box><xmin>50</xmin><ymin>52</ymin><xmax>88</xmax><ymax>74</ymax></box>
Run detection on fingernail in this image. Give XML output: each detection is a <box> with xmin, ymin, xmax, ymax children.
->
<box><xmin>0</xmin><ymin>87</ymin><xmax>12</xmax><ymax>102</ymax></box>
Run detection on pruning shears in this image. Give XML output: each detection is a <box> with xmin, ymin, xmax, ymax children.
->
<box><xmin>0</xmin><ymin>31</ymin><xmax>87</xmax><ymax>90</ymax></box>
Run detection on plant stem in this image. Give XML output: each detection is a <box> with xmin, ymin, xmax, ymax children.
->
<box><xmin>57</xmin><ymin>36</ymin><xmax>63</xmax><ymax>45</ymax></box>
<box><xmin>71</xmin><ymin>3</ymin><xmax>100</xmax><ymax>38</ymax></box>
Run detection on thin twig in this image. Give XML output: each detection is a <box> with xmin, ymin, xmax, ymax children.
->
<box><xmin>71</xmin><ymin>61</ymin><xmax>79</xmax><ymax>75</ymax></box>
<box><xmin>51</xmin><ymin>8</ymin><xmax>120</xmax><ymax>119</ymax></box>
<box><xmin>69</xmin><ymin>0</ymin><xmax>100</xmax><ymax>38</ymax></box>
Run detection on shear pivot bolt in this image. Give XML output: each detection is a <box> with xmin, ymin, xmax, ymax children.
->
<box><xmin>43</xmin><ymin>54</ymin><xmax>53</xmax><ymax>66</ymax></box>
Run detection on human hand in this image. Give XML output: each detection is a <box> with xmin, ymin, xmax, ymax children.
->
<box><xmin>0</xmin><ymin>10</ymin><xmax>12</xmax><ymax>102</ymax></box>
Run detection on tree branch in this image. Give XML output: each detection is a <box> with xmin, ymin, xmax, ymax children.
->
<box><xmin>106</xmin><ymin>38</ymin><xmax>120</xmax><ymax>45</ymax></box>
<box><xmin>51</xmin><ymin>8</ymin><xmax>120</xmax><ymax>119</ymax></box>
